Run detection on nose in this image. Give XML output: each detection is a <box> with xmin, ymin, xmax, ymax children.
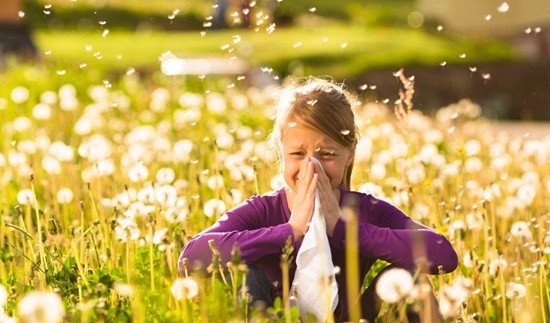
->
<box><xmin>309</xmin><ymin>156</ymin><xmax>324</xmax><ymax>172</ymax></box>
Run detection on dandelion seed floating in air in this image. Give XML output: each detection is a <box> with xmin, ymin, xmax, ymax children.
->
<box><xmin>497</xmin><ymin>2</ymin><xmax>510</xmax><ymax>13</ymax></box>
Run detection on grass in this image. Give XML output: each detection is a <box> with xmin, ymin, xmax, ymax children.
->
<box><xmin>33</xmin><ymin>23</ymin><xmax>519</xmax><ymax>80</ymax></box>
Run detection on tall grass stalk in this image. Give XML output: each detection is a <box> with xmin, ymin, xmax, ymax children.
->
<box><xmin>343</xmin><ymin>199</ymin><xmax>361</xmax><ymax>322</ymax></box>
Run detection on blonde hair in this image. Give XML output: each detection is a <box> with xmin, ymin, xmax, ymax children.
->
<box><xmin>268</xmin><ymin>76</ymin><xmax>359</xmax><ymax>189</ymax></box>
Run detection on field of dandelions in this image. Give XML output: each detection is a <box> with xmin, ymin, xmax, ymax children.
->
<box><xmin>0</xmin><ymin>65</ymin><xmax>548</xmax><ymax>323</ymax></box>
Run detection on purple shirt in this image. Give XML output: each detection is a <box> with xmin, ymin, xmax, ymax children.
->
<box><xmin>179</xmin><ymin>188</ymin><xmax>457</xmax><ymax>311</ymax></box>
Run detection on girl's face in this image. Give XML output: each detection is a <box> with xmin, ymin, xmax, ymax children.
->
<box><xmin>280</xmin><ymin>116</ymin><xmax>355</xmax><ymax>192</ymax></box>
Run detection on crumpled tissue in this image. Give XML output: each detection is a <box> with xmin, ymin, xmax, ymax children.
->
<box><xmin>291</xmin><ymin>157</ymin><xmax>338</xmax><ymax>322</ymax></box>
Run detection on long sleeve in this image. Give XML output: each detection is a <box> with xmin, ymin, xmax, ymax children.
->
<box><xmin>330</xmin><ymin>191</ymin><xmax>458</xmax><ymax>274</ymax></box>
<box><xmin>179</xmin><ymin>189</ymin><xmax>295</xmax><ymax>273</ymax></box>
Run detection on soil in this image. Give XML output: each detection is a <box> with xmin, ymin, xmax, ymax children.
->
<box><xmin>349</xmin><ymin>59</ymin><xmax>550</xmax><ymax>121</ymax></box>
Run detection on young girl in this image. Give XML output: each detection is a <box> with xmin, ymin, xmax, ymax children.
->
<box><xmin>178</xmin><ymin>77</ymin><xmax>458</xmax><ymax>322</ymax></box>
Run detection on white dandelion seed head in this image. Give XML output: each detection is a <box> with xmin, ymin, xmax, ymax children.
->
<box><xmin>510</xmin><ymin>221</ymin><xmax>532</xmax><ymax>240</ymax></box>
<box><xmin>155</xmin><ymin>167</ymin><xmax>176</xmax><ymax>184</ymax></box>
<box><xmin>11</xmin><ymin>86</ymin><xmax>30</xmax><ymax>104</ymax></box>
<box><xmin>171</xmin><ymin>277</ymin><xmax>199</xmax><ymax>300</ymax></box>
<box><xmin>206</xmin><ymin>174</ymin><xmax>225</xmax><ymax>191</ymax></box>
<box><xmin>56</xmin><ymin>187</ymin><xmax>74</xmax><ymax>204</ymax></box>
<box><xmin>113</xmin><ymin>282</ymin><xmax>135</xmax><ymax>297</ymax></box>
<box><xmin>32</xmin><ymin>103</ymin><xmax>53</xmax><ymax>120</ymax></box>
<box><xmin>516</xmin><ymin>184</ymin><xmax>537</xmax><ymax>206</ymax></box>
<box><xmin>505</xmin><ymin>282</ymin><xmax>526</xmax><ymax>299</ymax></box>
<box><xmin>17</xmin><ymin>189</ymin><xmax>35</xmax><ymax>206</ymax></box>
<box><xmin>464</xmin><ymin>157</ymin><xmax>483</xmax><ymax>173</ymax></box>
<box><xmin>172</xmin><ymin>139</ymin><xmax>194</xmax><ymax>163</ymax></box>
<box><xmin>152</xmin><ymin>227</ymin><xmax>169</xmax><ymax>245</ymax></box>
<box><xmin>203</xmin><ymin>198</ymin><xmax>227</xmax><ymax>218</ymax></box>
<box><xmin>18</xmin><ymin>291</ymin><xmax>65</xmax><ymax>323</ymax></box>
<box><xmin>41</xmin><ymin>155</ymin><xmax>62</xmax><ymax>175</ymax></box>
<box><xmin>375</xmin><ymin>268</ymin><xmax>414</xmax><ymax>303</ymax></box>
<box><xmin>370</xmin><ymin>162</ymin><xmax>387</xmax><ymax>181</ymax></box>
<box><xmin>215</xmin><ymin>132</ymin><xmax>235</xmax><ymax>149</ymax></box>
<box><xmin>489</xmin><ymin>255</ymin><xmax>508</xmax><ymax>275</ymax></box>
<box><xmin>206</xmin><ymin>92</ymin><xmax>227</xmax><ymax>114</ymax></box>
<box><xmin>128</xmin><ymin>163</ymin><xmax>149</xmax><ymax>183</ymax></box>
<box><xmin>12</xmin><ymin>116</ymin><xmax>33</xmax><ymax>132</ymax></box>
<box><xmin>48</xmin><ymin>141</ymin><xmax>75</xmax><ymax>162</ymax></box>
<box><xmin>464</xmin><ymin>139</ymin><xmax>481</xmax><ymax>156</ymax></box>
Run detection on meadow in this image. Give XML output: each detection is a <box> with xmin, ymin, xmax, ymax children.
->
<box><xmin>1</xmin><ymin>60</ymin><xmax>548</xmax><ymax>322</ymax></box>
<box><xmin>1</xmin><ymin>1</ymin><xmax>548</xmax><ymax>322</ymax></box>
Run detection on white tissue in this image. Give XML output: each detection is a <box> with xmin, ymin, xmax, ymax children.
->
<box><xmin>292</xmin><ymin>157</ymin><xmax>338</xmax><ymax>322</ymax></box>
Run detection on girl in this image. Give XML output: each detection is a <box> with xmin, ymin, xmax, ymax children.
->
<box><xmin>179</xmin><ymin>77</ymin><xmax>458</xmax><ymax>322</ymax></box>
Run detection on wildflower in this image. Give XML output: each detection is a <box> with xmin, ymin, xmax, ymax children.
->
<box><xmin>215</xmin><ymin>132</ymin><xmax>235</xmax><ymax>149</ymax></box>
<box><xmin>172</xmin><ymin>139</ymin><xmax>194</xmax><ymax>163</ymax></box>
<box><xmin>56</xmin><ymin>188</ymin><xmax>74</xmax><ymax>204</ymax></box>
<box><xmin>203</xmin><ymin>199</ymin><xmax>227</xmax><ymax>218</ymax></box>
<box><xmin>32</xmin><ymin>103</ymin><xmax>53</xmax><ymax>120</ymax></box>
<box><xmin>59</xmin><ymin>84</ymin><xmax>79</xmax><ymax>111</ymax></box>
<box><xmin>206</xmin><ymin>92</ymin><xmax>227</xmax><ymax>114</ymax></box>
<box><xmin>41</xmin><ymin>156</ymin><xmax>61</xmax><ymax>175</ymax></box>
<box><xmin>17</xmin><ymin>189</ymin><xmax>35</xmax><ymax>206</ymax></box>
<box><xmin>12</xmin><ymin>116</ymin><xmax>32</xmax><ymax>132</ymax></box>
<box><xmin>510</xmin><ymin>221</ymin><xmax>533</xmax><ymax>240</ymax></box>
<box><xmin>369</xmin><ymin>163</ymin><xmax>386</xmax><ymax>181</ymax></box>
<box><xmin>48</xmin><ymin>141</ymin><xmax>74</xmax><ymax>162</ymax></box>
<box><xmin>153</xmin><ymin>228</ymin><xmax>169</xmax><ymax>245</ymax></box>
<box><xmin>206</xmin><ymin>174</ymin><xmax>225</xmax><ymax>190</ymax></box>
<box><xmin>516</xmin><ymin>184</ymin><xmax>537</xmax><ymax>206</ymax></box>
<box><xmin>505</xmin><ymin>282</ymin><xmax>526</xmax><ymax>299</ymax></box>
<box><xmin>128</xmin><ymin>163</ymin><xmax>149</xmax><ymax>183</ymax></box>
<box><xmin>171</xmin><ymin>277</ymin><xmax>199</xmax><ymax>300</ymax></box>
<box><xmin>375</xmin><ymin>267</ymin><xmax>414</xmax><ymax>303</ymax></box>
<box><xmin>438</xmin><ymin>276</ymin><xmax>472</xmax><ymax>318</ymax></box>
<box><xmin>488</xmin><ymin>255</ymin><xmax>508</xmax><ymax>275</ymax></box>
<box><xmin>464</xmin><ymin>139</ymin><xmax>481</xmax><ymax>156</ymax></box>
<box><xmin>10</xmin><ymin>86</ymin><xmax>30</xmax><ymax>104</ymax></box>
<box><xmin>17</xmin><ymin>291</ymin><xmax>65</xmax><ymax>323</ymax></box>
<box><xmin>113</xmin><ymin>282</ymin><xmax>135</xmax><ymax>297</ymax></box>
<box><xmin>155</xmin><ymin>167</ymin><xmax>176</xmax><ymax>184</ymax></box>
<box><xmin>464</xmin><ymin>157</ymin><xmax>483</xmax><ymax>173</ymax></box>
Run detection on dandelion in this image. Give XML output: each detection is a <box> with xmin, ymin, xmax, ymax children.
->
<box><xmin>505</xmin><ymin>282</ymin><xmax>526</xmax><ymax>299</ymax></box>
<box><xmin>41</xmin><ymin>156</ymin><xmax>61</xmax><ymax>175</ymax></box>
<box><xmin>152</xmin><ymin>227</ymin><xmax>169</xmax><ymax>245</ymax></box>
<box><xmin>156</xmin><ymin>167</ymin><xmax>176</xmax><ymax>184</ymax></box>
<box><xmin>206</xmin><ymin>174</ymin><xmax>225</xmax><ymax>190</ymax></box>
<box><xmin>11</xmin><ymin>86</ymin><xmax>30</xmax><ymax>104</ymax></box>
<box><xmin>113</xmin><ymin>282</ymin><xmax>135</xmax><ymax>297</ymax></box>
<box><xmin>17</xmin><ymin>189</ymin><xmax>35</xmax><ymax>206</ymax></box>
<box><xmin>203</xmin><ymin>198</ymin><xmax>227</xmax><ymax>218</ymax></box>
<box><xmin>12</xmin><ymin>116</ymin><xmax>32</xmax><ymax>132</ymax></box>
<box><xmin>171</xmin><ymin>277</ymin><xmax>199</xmax><ymax>300</ymax></box>
<box><xmin>17</xmin><ymin>291</ymin><xmax>65</xmax><ymax>323</ymax></box>
<box><xmin>32</xmin><ymin>103</ymin><xmax>53</xmax><ymax>120</ymax></box>
<box><xmin>438</xmin><ymin>276</ymin><xmax>472</xmax><ymax>318</ymax></box>
<box><xmin>48</xmin><ymin>141</ymin><xmax>74</xmax><ymax>161</ymax></box>
<box><xmin>375</xmin><ymin>267</ymin><xmax>414</xmax><ymax>303</ymax></box>
<box><xmin>56</xmin><ymin>187</ymin><xmax>74</xmax><ymax>204</ymax></box>
<box><xmin>128</xmin><ymin>163</ymin><xmax>149</xmax><ymax>183</ymax></box>
<box><xmin>510</xmin><ymin>221</ymin><xmax>532</xmax><ymax>240</ymax></box>
<box><xmin>206</xmin><ymin>92</ymin><xmax>227</xmax><ymax>114</ymax></box>
<box><xmin>516</xmin><ymin>184</ymin><xmax>537</xmax><ymax>206</ymax></box>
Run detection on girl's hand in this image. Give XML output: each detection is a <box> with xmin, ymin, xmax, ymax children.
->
<box><xmin>288</xmin><ymin>158</ymin><xmax>318</xmax><ymax>239</ymax></box>
<box><xmin>310</xmin><ymin>158</ymin><xmax>342</xmax><ymax>237</ymax></box>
